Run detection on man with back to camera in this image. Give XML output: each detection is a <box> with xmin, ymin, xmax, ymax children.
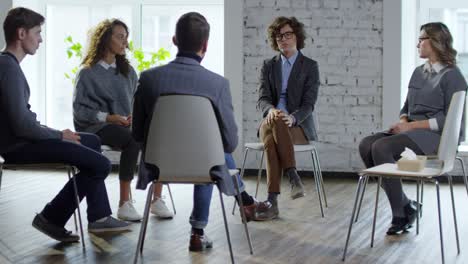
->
<box><xmin>132</xmin><ymin>12</ymin><xmax>261</xmax><ymax>251</ymax></box>
<box><xmin>0</xmin><ymin>7</ymin><xmax>130</xmax><ymax>243</ymax></box>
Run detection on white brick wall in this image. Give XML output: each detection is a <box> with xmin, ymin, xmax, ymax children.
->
<box><xmin>242</xmin><ymin>0</ymin><xmax>384</xmax><ymax>172</ymax></box>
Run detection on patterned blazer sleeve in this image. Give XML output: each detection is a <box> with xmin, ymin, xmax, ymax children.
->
<box><xmin>257</xmin><ymin>59</ymin><xmax>275</xmax><ymax>117</ymax></box>
<box><xmin>291</xmin><ymin>60</ymin><xmax>320</xmax><ymax>125</ymax></box>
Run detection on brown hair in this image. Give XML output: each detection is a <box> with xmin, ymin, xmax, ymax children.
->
<box><xmin>175</xmin><ymin>12</ymin><xmax>210</xmax><ymax>53</ymax></box>
<box><xmin>81</xmin><ymin>19</ymin><xmax>130</xmax><ymax>77</ymax></box>
<box><xmin>3</xmin><ymin>7</ymin><xmax>44</xmax><ymax>45</ymax></box>
<box><xmin>267</xmin><ymin>16</ymin><xmax>306</xmax><ymax>52</ymax></box>
<box><xmin>420</xmin><ymin>22</ymin><xmax>457</xmax><ymax>66</ymax></box>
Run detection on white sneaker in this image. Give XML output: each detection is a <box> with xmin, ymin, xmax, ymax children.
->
<box><xmin>150</xmin><ymin>198</ymin><xmax>174</xmax><ymax>219</ymax></box>
<box><xmin>117</xmin><ymin>201</ymin><xmax>142</xmax><ymax>222</ymax></box>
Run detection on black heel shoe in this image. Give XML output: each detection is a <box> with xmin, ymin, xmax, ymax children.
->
<box><xmin>386</xmin><ymin>200</ymin><xmax>422</xmax><ymax>235</ymax></box>
<box><xmin>386</xmin><ymin>217</ymin><xmax>411</xmax><ymax>235</ymax></box>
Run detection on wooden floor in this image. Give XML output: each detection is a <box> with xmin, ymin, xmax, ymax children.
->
<box><xmin>1</xmin><ymin>169</ymin><xmax>468</xmax><ymax>264</ymax></box>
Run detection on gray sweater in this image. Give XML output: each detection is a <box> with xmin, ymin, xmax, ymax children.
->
<box><xmin>0</xmin><ymin>51</ymin><xmax>62</xmax><ymax>154</ymax></box>
<box><xmin>73</xmin><ymin>63</ymin><xmax>138</xmax><ymax>133</ymax></box>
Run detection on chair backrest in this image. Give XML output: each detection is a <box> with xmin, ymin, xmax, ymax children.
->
<box><xmin>438</xmin><ymin>90</ymin><xmax>466</xmax><ymax>173</ymax></box>
<box><xmin>144</xmin><ymin>95</ymin><xmax>225</xmax><ymax>183</ymax></box>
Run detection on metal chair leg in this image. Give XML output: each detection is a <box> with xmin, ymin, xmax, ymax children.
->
<box><xmin>312</xmin><ymin>148</ymin><xmax>327</xmax><ymax>207</ymax></box>
<box><xmin>134</xmin><ymin>183</ymin><xmax>154</xmax><ymax>264</ymax></box>
<box><xmin>355</xmin><ymin>176</ymin><xmax>369</xmax><ymax>223</ymax></box>
<box><xmin>313</xmin><ymin>163</ymin><xmax>324</xmax><ymax>218</ymax></box>
<box><xmin>370</xmin><ymin>177</ymin><xmax>381</xmax><ymax>248</ymax></box>
<box><xmin>232</xmin><ymin>173</ymin><xmax>253</xmax><ymax>255</ymax></box>
<box><xmin>447</xmin><ymin>175</ymin><xmax>460</xmax><ymax>254</ymax></box>
<box><xmin>416</xmin><ymin>180</ymin><xmax>420</xmax><ymax>235</ymax></box>
<box><xmin>166</xmin><ymin>184</ymin><xmax>176</xmax><ymax>215</ymax></box>
<box><xmin>435</xmin><ymin>180</ymin><xmax>445</xmax><ymax>264</ymax></box>
<box><xmin>310</xmin><ymin>151</ymin><xmax>323</xmax><ymax>208</ymax></box>
<box><xmin>254</xmin><ymin>150</ymin><xmax>265</xmax><ymax>198</ymax></box>
<box><xmin>456</xmin><ymin>156</ymin><xmax>468</xmax><ymax>197</ymax></box>
<box><xmin>67</xmin><ymin>168</ymin><xmax>79</xmax><ymax>233</ymax></box>
<box><xmin>232</xmin><ymin>147</ymin><xmax>250</xmax><ymax>215</ymax></box>
<box><xmin>420</xmin><ymin>181</ymin><xmax>424</xmax><ymax>218</ymax></box>
<box><xmin>70</xmin><ymin>167</ymin><xmax>85</xmax><ymax>250</ymax></box>
<box><xmin>218</xmin><ymin>187</ymin><xmax>235</xmax><ymax>264</ymax></box>
<box><xmin>342</xmin><ymin>175</ymin><xmax>366</xmax><ymax>261</ymax></box>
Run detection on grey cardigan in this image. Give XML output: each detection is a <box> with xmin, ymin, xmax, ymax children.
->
<box><xmin>73</xmin><ymin>64</ymin><xmax>138</xmax><ymax>133</ymax></box>
<box><xmin>0</xmin><ymin>52</ymin><xmax>61</xmax><ymax>154</ymax></box>
<box><xmin>401</xmin><ymin>64</ymin><xmax>468</xmax><ymax>154</ymax></box>
<box><xmin>257</xmin><ymin>51</ymin><xmax>320</xmax><ymax>140</ymax></box>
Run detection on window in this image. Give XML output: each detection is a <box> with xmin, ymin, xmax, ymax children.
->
<box><xmin>13</xmin><ymin>0</ymin><xmax>224</xmax><ymax>130</ymax></box>
<box><xmin>141</xmin><ymin>4</ymin><xmax>223</xmax><ymax>75</ymax></box>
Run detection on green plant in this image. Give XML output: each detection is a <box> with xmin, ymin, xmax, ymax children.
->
<box><xmin>64</xmin><ymin>35</ymin><xmax>170</xmax><ymax>84</ymax></box>
<box><xmin>64</xmin><ymin>36</ymin><xmax>83</xmax><ymax>85</ymax></box>
<box><xmin>128</xmin><ymin>41</ymin><xmax>170</xmax><ymax>72</ymax></box>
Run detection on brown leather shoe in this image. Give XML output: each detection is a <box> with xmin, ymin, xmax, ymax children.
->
<box><xmin>189</xmin><ymin>233</ymin><xmax>213</xmax><ymax>252</ymax></box>
<box><xmin>240</xmin><ymin>199</ymin><xmax>258</xmax><ymax>222</ymax></box>
<box><xmin>254</xmin><ymin>201</ymin><xmax>279</xmax><ymax>221</ymax></box>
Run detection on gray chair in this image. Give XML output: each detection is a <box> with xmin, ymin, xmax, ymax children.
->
<box><xmin>133</xmin><ymin>95</ymin><xmax>253</xmax><ymax>264</ymax></box>
<box><xmin>101</xmin><ymin>145</ymin><xmax>176</xmax><ymax>215</ymax></box>
<box><xmin>232</xmin><ymin>141</ymin><xmax>327</xmax><ymax>217</ymax></box>
<box><xmin>0</xmin><ymin>158</ymin><xmax>85</xmax><ymax>249</ymax></box>
<box><xmin>342</xmin><ymin>91</ymin><xmax>466</xmax><ymax>264</ymax></box>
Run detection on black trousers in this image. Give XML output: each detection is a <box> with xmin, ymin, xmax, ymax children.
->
<box><xmin>359</xmin><ymin>132</ymin><xmax>424</xmax><ymax>218</ymax></box>
<box><xmin>3</xmin><ymin>133</ymin><xmax>112</xmax><ymax>226</ymax></box>
<box><xmin>96</xmin><ymin>124</ymin><xmax>140</xmax><ymax>181</ymax></box>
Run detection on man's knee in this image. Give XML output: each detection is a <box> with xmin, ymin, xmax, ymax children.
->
<box><xmin>92</xmin><ymin>154</ymin><xmax>112</xmax><ymax>177</ymax></box>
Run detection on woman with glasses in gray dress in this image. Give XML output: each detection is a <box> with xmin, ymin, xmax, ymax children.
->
<box><xmin>359</xmin><ymin>22</ymin><xmax>467</xmax><ymax>235</ymax></box>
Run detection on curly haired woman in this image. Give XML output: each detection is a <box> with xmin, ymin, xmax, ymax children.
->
<box><xmin>73</xmin><ymin>19</ymin><xmax>173</xmax><ymax>221</ymax></box>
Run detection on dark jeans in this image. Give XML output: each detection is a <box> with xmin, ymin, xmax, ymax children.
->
<box><xmin>359</xmin><ymin>132</ymin><xmax>424</xmax><ymax>217</ymax></box>
<box><xmin>3</xmin><ymin>133</ymin><xmax>112</xmax><ymax>226</ymax></box>
<box><xmin>96</xmin><ymin>124</ymin><xmax>140</xmax><ymax>181</ymax></box>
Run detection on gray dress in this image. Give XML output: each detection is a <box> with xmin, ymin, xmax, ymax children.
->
<box><xmin>401</xmin><ymin>64</ymin><xmax>467</xmax><ymax>154</ymax></box>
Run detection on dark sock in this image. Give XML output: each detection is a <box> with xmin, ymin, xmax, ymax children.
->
<box><xmin>192</xmin><ymin>228</ymin><xmax>204</xmax><ymax>236</ymax></box>
<box><xmin>235</xmin><ymin>191</ymin><xmax>254</xmax><ymax>206</ymax></box>
<box><xmin>241</xmin><ymin>191</ymin><xmax>254</xmax><ymax>205</ymax></box>
<box><xmin>267</xmin><ymin>192</ymin><xmax>279</xmax><ymax>204</ymax></box>
<box><xmin>286</xmin><ymin>167</ymin><xmax>300</xmax><ymax>183</ymax></box>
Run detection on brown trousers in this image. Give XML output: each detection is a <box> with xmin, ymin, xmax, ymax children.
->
<box><xmin>259</xmin><ymin>117</ymin><xmax>308</xmax><ymax>193</ymax></box>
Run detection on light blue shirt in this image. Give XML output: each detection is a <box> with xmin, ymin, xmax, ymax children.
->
<box><xmin>277</xmin><ymin>51</ymin><xmax>299</xmax><ymax>114</ymax></box>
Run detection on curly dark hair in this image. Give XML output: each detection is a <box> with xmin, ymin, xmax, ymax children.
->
<box><xmin>267</xmin><ymin>16</ymin><xmax>306</xmax><ymax>52</ymax></box>
<box><xmin>81</xmin><ymin>19</ymin><xmax>130</xmax><ymax>77</ymax></box>
<box><xmin>420</xmin><ymin>22</ymin><xmax>457</xmax><ymax>66</ymax></box>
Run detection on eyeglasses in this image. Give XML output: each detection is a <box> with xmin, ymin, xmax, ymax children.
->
<box><xmin>275</xmin><ymin>31</ymin><xmax>295</xmax><ymax>41</ymax></box>
<box><xmin>418</xmin><ymin>37</ymin><xmax>430</xmax><ymax>43</ymax></box>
